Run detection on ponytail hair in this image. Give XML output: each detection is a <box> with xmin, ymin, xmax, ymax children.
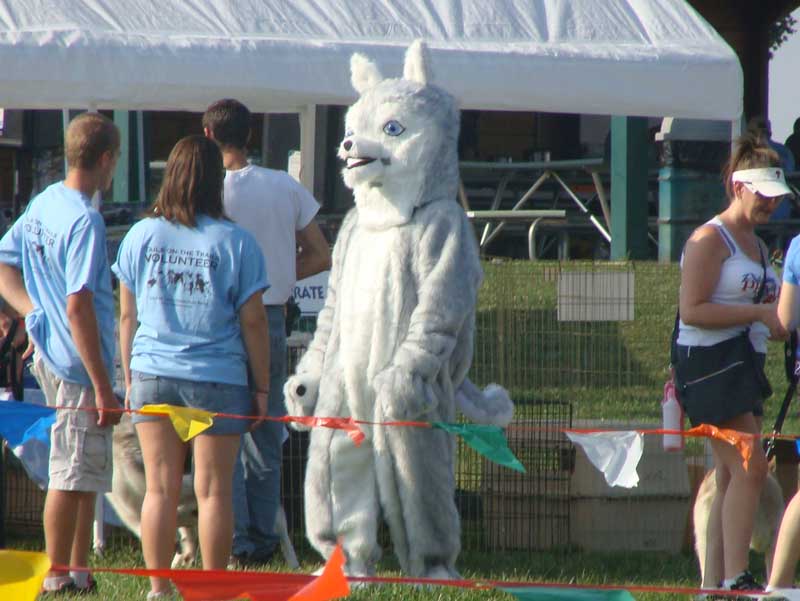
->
<box><xmin>723</xmin><ymin>131</ymin><xmax>781</xmax><ymax>199</ymax></box>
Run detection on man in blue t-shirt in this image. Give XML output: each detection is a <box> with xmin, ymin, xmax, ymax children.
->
<box><xmin>0</xmin><ymin>113</ymin><xmax>121</xmax><ymax>595</ymax></box>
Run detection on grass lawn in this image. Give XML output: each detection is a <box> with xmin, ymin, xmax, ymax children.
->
<box><xmin>11</xmin><ymin>534</ymin><xmax>741</xmax><ymax>601</ymax></box>
<box><xmin>7</xmin><ymin>260</ymin><xmax>793</xmax><ymax>599</ymax></box>
<box><xmin>475</xmin><ymin>260</ymin><xmax>800</xmax><ymax>439</ymax></box>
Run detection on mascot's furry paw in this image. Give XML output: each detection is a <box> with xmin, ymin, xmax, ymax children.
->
<box><xmin>283</xmin><ymin>373</ymin><xmax>320</xmax><ymax>429</ymax></box>
<box><xmin>374</xmin><ymin>366</ymin><xmax>434</xmax><ymax>421</ymax></box>
<box><xmin>456</xmin><ymin>379</ymin><xmax>514</xmax><ymax>427</ymax></box>
<box><xmin>423</xmin><ymin>565</ymin><xmax>459</xmax><ymax>580</ymax></box>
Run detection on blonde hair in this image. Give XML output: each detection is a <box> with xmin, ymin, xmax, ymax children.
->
<box><xmin>65</xmin><ymin>113</ymin><xmax>120</xmax><ymax>170</ymax></box>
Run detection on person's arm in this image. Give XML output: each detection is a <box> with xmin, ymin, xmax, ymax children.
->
<box><xmin>373</xmin><ymin>207</ymin><xmax>483</xmax><ymax>421</ymax></box>
<box><xmin>118</xmin><ymin>283</ymin><xmax>137</xmax><ymax>408</ymax></box>
<box><xmin>0</xmin><ymin>264</ymin><xmax>34</xmax><ymax>317</ymax></box>
<box><xmin>778</xmin><ymin>282</ymin><xmax>800</xmax><ymax>332</ymax></box>
<box><xmin>0</xmin><ymin>217</ymin><xmax>31</xmax><ymax>317</ymax></box>
<box><xmin>679</xmin><ymin>225</ymin><xmax>782</xmax><ymax>337</ymax></box>
<box><xmin>239</xmin><ymin>291</ymin><xmax>270</xmax><ymax>419</ymax></box>
<box><xmin>67</xmin><ymin>288</ymin><xmax>121</xmax><ymax>427</ymax></box>
<box><xmin>296</xmin><ymin>221</ymin><xmax>331</xmax><ymax>281</ymax></box>
<box><xmin>0</xmin><ymin>264</ymin><xmax>36</xmax><ymax>358</ymax></box>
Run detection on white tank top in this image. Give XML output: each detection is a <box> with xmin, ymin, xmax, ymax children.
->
<box><xmin>677</xmin><ymin>216</ymin><xmax>779</xmax><ymax>353</ymax></box>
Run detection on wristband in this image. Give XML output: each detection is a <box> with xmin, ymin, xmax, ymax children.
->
<box><xmin>254</xmin><ymin>390</ymin><xmax>269</xmax><ymax>396</ymax></box>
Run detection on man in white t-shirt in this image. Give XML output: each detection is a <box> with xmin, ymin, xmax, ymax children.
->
<box><xmin>203</xmin><ymin>99</ymin><xmax>331</xmax><ymax>565</ymax></box>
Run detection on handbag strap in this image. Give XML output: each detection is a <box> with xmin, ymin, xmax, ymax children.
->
<box><xmin>753</xmin><ymin>241</ymin><xmax>768</xmax><ymax>304</ymax></box>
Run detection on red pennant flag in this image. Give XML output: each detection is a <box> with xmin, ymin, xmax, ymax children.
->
<box><xmin>97</xmin><ymin>544</ymin><xmax>349</xmax><ymax>601</ymax></box>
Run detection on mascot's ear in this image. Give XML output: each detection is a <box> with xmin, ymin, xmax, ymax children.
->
<box><xmin>350</xmin><ymin>53</ymin><xmax>384</xmax><ymax>94</ymax></box>
<box><xmin>403</xmin><ymin>39</ymin><xmax>430</xmax><ymax>85</ymax></box>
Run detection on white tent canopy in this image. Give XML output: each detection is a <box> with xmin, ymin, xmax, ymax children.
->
<box><xmin>0</xmin><ymin>0</ymin><xmax>742</xmax><ymax>119</ymax></box>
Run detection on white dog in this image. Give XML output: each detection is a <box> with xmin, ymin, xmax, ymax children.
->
<box><xmin>105</xmin><ymin>413</ymin><xmax>298</xmax><ymax>569</ymax></box>
<box><xmin>693</xmin><ymin>467</ymin><xmax>784</xmax><ymax>584</ymax></box>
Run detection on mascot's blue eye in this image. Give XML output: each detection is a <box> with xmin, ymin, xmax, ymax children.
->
<box><xmin>344</xmin><ymin>129</ymin><xmax>354</xmax><ymax>138</ymax></box>
<box><xmin>382</xmin><ymin>120</ymin><xmax>406</xmax><ymax>136</ymax></box>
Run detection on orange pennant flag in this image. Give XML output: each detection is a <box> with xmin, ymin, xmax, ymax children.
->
<box><xmin>286</xmin><ymin>416</ymin><xmax>366</xmax><ymax>446</ymax></box>
<box><xmin>686</xmin><ymin>424</ymin><xmax>754</xmax><ymax>470</ymax></box>
<box><xmin>289</xmin><ymin>545</ymin><xmax>350</xmax><ymax>601</ymax></box>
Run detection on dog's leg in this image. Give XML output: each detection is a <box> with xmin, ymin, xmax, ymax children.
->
<box><xmin>759</xmin><ymin>473</ymin><xmax>787</xmax><ymax>583</ymax></box>
<box><xmin>93</xmin><ymin>495</ymin><xmax>106</xmax><ymax>557</ymax></box>
<box><xmin>171</xmin><ymin>526</ymin><xmax>198</xmax><ymax>569</ymax></box>
<box><xmin>275</xmin><ymin>505</ymin><xmax>299</xmax><ymax>569</ymax></box>
<box><xmin>693</xmin><ymin>470</ymin><xmax>727</xmax><ymax>588</ymax></box>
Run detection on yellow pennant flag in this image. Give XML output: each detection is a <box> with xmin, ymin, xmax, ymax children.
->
<box><xmin>139</xmin><ymin>404</ymin><xmax>215</xmax><ymax>441</ymax></box>
<box><xmin>0</xmin><ymin>550</ymin><xmax>51</xmax><ymax>601</ymax></box>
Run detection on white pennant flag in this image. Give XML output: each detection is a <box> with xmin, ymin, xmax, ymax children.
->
<box><xmin>566</xmin><ymin>430</ymin><xmax>643</xmax><ymax>488</ymax></box>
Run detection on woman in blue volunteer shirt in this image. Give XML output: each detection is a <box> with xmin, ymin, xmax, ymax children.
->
<box><xmin>113</xmin><ymin>135</ymin><xmax>270</xmax><ymax>599</ymax></box>
<box><xmin>768</xmin><ymin>234</ymin><xmax>800</xmax><ymax>592</ymax></box>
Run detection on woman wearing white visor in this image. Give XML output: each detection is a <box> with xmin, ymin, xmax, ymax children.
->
<box><xmin>675</xmin><ymin>132</ymin><xmax>789</xmax><ymax>593</ymax></box>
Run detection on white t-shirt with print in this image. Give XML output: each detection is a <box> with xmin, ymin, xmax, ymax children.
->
<box><xmin>223</xmin><ymin>164</ymin><xmax>320</xmax><ymax>305</ymax></box>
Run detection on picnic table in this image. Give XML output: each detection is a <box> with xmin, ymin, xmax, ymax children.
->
<box><xmin>459</xmin><ymin>158</ymin><xmax>611</xmax><ymax>252</ymax></box>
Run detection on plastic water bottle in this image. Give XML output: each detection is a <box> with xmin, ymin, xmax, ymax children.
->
<box><xmin>661</xmin><ymin>379</ymin><xmax>684</xmax><ymax>451</ymax></box>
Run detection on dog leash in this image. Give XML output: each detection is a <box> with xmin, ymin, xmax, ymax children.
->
<box><xmin>765</xmin><ymin>330</ymin><xmax>799</xmax><ymax>460</ymax></box>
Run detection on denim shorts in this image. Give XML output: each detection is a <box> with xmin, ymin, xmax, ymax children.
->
<box><xmin>129</xmin><ymin>371</ymin><xmax>253</xmax><ymax>435</ymax></box>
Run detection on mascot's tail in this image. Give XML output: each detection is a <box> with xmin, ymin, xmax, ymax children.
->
<box><xmin>456</xmin><ymin>378</ymin><xmax>514</xmax><ymax>427</ymax></box>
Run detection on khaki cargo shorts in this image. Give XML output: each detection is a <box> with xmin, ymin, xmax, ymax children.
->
<box><xmin>32</xmin><ymin>354</ymin><xmax>113</xmax><ymax>493</ymax></box>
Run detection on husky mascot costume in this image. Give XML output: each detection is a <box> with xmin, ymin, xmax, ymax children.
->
<box><xmin>284</xmin><ymin>40</ymin><xmax>513</xmax><ymax>579</ymax></box>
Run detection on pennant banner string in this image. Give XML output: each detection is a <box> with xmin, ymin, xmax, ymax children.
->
<box><xmin>57</xmin><ymin>559</ymin><xmax>768</xmax><ymax>599</ymax></box>
<box><xmin>0</xmin><ymin>401</ymin><xmax>769</xmax><ymax>474</ymax></box>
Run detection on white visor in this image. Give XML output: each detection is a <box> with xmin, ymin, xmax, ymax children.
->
<box><xmin>731</xmin><ymin>167</ymin><xmax>792</xmax><ymax>198</ymax></box>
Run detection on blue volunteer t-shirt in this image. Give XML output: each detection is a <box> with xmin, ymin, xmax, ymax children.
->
<box><xmin>0</xmin><ymin>182</ymin><xmax>115</xmax><ymax>386</ymax></box>
<box><xmin>784</xmin><ymin>236</ymin><xmax>800</xmax><ymax>286</ymax></box>
<box><xmin>112</xmin><ymin>214</ymin><xmax>268</xmax><ymax>385</ymax></box>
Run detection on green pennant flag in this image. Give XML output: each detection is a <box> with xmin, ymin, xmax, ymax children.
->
<box><xmin>433</xmin><ymin>422</ymin><xmax>525</xmax><ymax>472</ymax></box>
<box><xmin>500</xmin><ymin>587</ymin><xmax>635</xmax><ymax>601</ymax></box>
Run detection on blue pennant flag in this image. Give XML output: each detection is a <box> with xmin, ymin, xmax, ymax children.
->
<box><xmin>0</xmin><ymin>401</ymin><xmax>55</xmax><ymax>447</ymax></box>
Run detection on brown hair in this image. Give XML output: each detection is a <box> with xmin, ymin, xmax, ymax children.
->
<box><xmin>723</xmin><ymin>131</ymin><xmax>781</xmax><ymax>199</ymax></box>
<box><xmin>149</xmin><ymin>135</ymin><xmax>225</xmax><ymax>227</ymax></box>
<box><xmin>65</xmin><ymin>113</ymin><xmax>120</xmax><ymax>170</ymax></box>
<box><xmin>202</xmin><ymin>98</ymin><xmax>251</xmax><ymax>149</ymax></box>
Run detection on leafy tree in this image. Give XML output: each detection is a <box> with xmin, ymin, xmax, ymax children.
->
<box><xmin>769</xmin><ymin>13</ymin><xmax>797</xmax><ymax>58</ymax></box>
